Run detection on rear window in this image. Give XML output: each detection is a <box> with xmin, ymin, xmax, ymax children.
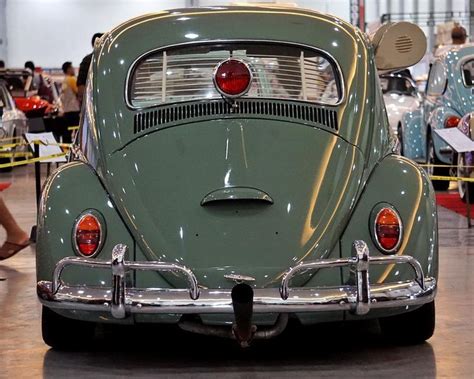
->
<box><xmin>380</xmin><ymin>76</ymin><xmax>416</xmax><ymax>96</ymax></box>
<box><xmin>462</xmin><ymin>58</ymin><xmax>474</xmax><ymax>87</ymax></box>
<box><xmin>129</xmin><ymin>42</ymin><xmax>342</xmax><ymax>108</ymax></box>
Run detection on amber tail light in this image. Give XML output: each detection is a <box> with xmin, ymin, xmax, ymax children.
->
<box><xmin>73</xmin><ymin>212</ymin><xmax>104</xmax><ymax>257</ymax></box>
<box><xmin>374</xmin><ymin>207</ymin><xmax>402</xmax><ymax>253</ymax></box>
<box><xmin>445</xmin><ymin>116</ymin><xmax>461</xmax><ymax>128</ymax></box>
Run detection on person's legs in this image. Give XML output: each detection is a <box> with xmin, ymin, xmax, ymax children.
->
<box><xmin>0</xmin><ymin>196</ymin><xmax>29</xmax><ymax>259</ymax></box>
<box><xmin>63</xmin><ymin>112</ymin><xmax>79</xmax><ymax>143</ymax></box>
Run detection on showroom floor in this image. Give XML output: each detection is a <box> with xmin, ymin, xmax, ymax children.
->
<box><xmin>0</xmin><ymin>166</ymin><xmax>473</xmax><ymax>378</ymax></box>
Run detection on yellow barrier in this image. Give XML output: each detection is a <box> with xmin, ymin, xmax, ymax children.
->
<box><xmin>0</xmin><ymin>151</ymin><xmax>33</xmax><ymax>159</ymax></box>
<box><xmin>430</xmin><ymin>175</ymin><xmax>474</xmax><ymax>183</ymax></box>
<box><xmin>0</xmin><ymin>152</ymin><xmax>67</xmax><ymax>169</ymax></box>
<box><xmin>0</xmin><ymin>140</ymin><xmax>71</xmax><ymax>150</ymax></box>
<box><xmin>68</xmin><ymin>126</ymin><xmax>79</xmax><ymax>131</ymax></box>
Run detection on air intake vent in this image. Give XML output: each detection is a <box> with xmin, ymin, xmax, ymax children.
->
<box><xmin>133</xmin><ymin>99</ymin><xmax>338</xmax><ymax>134</ymax></box>
<box><xmin>394</xmin><ymin>35</ymin><xmax>413</xmax><ymax>53</ymax></box>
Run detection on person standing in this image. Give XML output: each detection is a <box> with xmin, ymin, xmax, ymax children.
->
<box><xmin>0</xmin><ymin>196</ymin><xmax>30</xmax><ymax>261</ymax></box>
<box><xmin>24</xmin><ymin>61</ymin><xmax>42</xmax><ymax>90</ymax></box>
<box><xmin>451</xmin><ymin>25</ymin><xmax>467</xmax><ymax>45</ymax></box>
<box><xmin>77</xmin><ymin>32</ymin><xmax>103</xmax><ymax>106</ymax></box>
<box><xmin>60</xmin><ymin>61</ymin><xmax>80</xmax><ymax>143</ymax></box>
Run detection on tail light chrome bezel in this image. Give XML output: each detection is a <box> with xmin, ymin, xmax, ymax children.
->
<box><xmin>72</xmin><ymin>210</ymin><xmax>106</xmax><ymax>258</ymax></box>
<box><xmin>371</xmin><ymin>204</ymin><xmax>403</xmax><ymax>254</ymax></box>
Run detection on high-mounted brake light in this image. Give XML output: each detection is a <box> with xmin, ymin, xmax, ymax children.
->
<box><xmin>374</xmin><ymin>207</ymin><xmax>402</xmax><ymax>253</ymax></box>
<box><xmin>73</xmin><ymin>212</ymin><xmax>104</xmax><ymax>257</ymax></box>
<box><xmin>445</xmin><ymin>115</ymin><xmax>461</xmax><ymax>128</ymax></box>
<box><xmin>213</xmin><ymin>59</ymin><xmax>252</xmax><ymax>97</ymax></box>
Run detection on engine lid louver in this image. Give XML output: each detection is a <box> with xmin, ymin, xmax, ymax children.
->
<box><xmin>134</xmin><ymin>99</ymin><xmax>338</xmax><ymax>134</ymax></box>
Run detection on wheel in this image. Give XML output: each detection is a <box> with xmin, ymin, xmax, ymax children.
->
<box><xmin>42</xmin><ymin>306</ymin><xmax>96</xmax><ymax>350</ymax></box>
<box><xmin>397</xmin><ymin>124</ymin><xmax>404</xmax><ymax>155</ymax></box>
<box><xmin>427</xmin><ymin>134</ymin><xmax>449</xmax><ymax>191</ymax></box>
<box><xmin>457</xmin><ymin>153</ymin><xmax>474</xmax><ymax>203</ymax></box>
<box><xmin>379</xmin><ymin>301</ymin><xmax>435</xmax><ymax>344</ymax></box>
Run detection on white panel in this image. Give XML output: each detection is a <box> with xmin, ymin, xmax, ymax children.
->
<box><xmin>6</xmin><ymin>0</ymin><xmax>185</xmax><ymax>68</ymax></box>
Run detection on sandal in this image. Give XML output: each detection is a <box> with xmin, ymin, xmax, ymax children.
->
<box><xmin>0</xmin><ymin>240</ymin><xmax>31</xmax><ymax>261</ymax></box>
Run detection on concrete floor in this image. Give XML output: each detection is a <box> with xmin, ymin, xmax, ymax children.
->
<box><xmin>0</xmin><ymin>166</ymin><xmax>473</xmax><ymax>378</ymax></box>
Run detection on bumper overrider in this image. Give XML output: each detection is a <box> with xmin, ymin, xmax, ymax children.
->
<box><xmin>37</xmin><ymin>240</ymin><xmax>436</xmax><ymax>345</ymax></box>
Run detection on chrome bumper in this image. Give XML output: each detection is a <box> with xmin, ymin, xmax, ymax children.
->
<box><xmin>37</xmin><ymin>241</ymin><xmax>436</xmax><ymax>318</ymax></box>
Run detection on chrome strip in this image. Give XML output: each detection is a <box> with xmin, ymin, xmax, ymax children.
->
<box><xmin>124</xmin><ymin>39</ymin><xmax>346</xmax><ymax>111</ymax></box>
<box><xmin>37</xmin><ymin>278</ymin><xmax>436</xmax><ymax>314</ymax></box>
<box><xmin>39</xmin><ymin>241</ymin><xmax>435</xmax><ymax>319</ymax></box>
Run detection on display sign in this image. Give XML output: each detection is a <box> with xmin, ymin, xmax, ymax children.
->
<box><xmin>24</xmin><ymin>132</ymin><xmax>67</xmax><ymax>163</ymax></box>
<box><xmin>434</xmin><ymin>128</ymin><xmax>474</xmax><ymax>153</ymax></box>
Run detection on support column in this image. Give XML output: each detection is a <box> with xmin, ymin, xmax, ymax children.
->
<box><xmin>470</xmin><ymin>0</ymin><xmax>474</xmax><ymax>41</ymax></box>
<box><xmin>0</xmin><ymin>0</ymin><xmax>7</xmax><ymax>63</ymax></box>
<box><xmin>428</xmin><ymin>0</ymin><xmax>435</xmax><ymax>51</ymax></box>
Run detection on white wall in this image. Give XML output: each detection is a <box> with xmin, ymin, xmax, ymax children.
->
<box><xmin>200</xmin><ymin>0</ymin><xmax>350</xmax><ymax>21</ymax></box>
<box><xmin>5</xmin><ymin>0</ymin><xmax>185</xmax><ymax>68</ymax></box>
<box><xmin>4</xmin><ymin>0</ymin><xmax>471</xmax><ymax>67</ymax></box>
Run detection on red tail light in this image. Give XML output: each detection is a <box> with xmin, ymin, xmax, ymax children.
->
<box><xmin>74</xmin><ymin>213</ymin><xmax>103</xmax><ymax>257</ymax></box>
<box><xmin>445</xmin><ymin>116</ymin><xmax>461</xmax><ymax>128</ymax></box>
<box><xmin>214</xmin><ymin>59</ymin><xmax>252</xmax><ymax>97</ymax></box>
<box><xmin>374</xmin><ymin>207</ymin><xmax>402</xmax><ymax>253</ymax></box>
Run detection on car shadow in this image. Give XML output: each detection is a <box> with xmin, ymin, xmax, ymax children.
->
<box><xmin>42</xmin><ymin>319</ymin><xmax>437</xmax><ymax>377</ymax></box>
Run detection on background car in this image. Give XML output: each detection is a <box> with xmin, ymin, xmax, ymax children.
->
<box><xmin>36</xmin><ymin>8</ymin><xmax>437</xmax><ymax>349</ymax></box>
<box><xmin>380</xmin><ymin>72</ymin><xmax>422</xmax><ymax>154</ymax></box>
<box><xmin>456</xmin><ymin>112</ymin><xmax>474</xmax><ymax>202</ymax></box>
<box><xmin>401</xmin><ymin>43</ymin><xmax>474</xmax><ymax>190</ymax></box>
<box><xmin>0</xmin><ymin>68</ymin><xmax>58</xmax><ymax>118</ymax></box>
<box><xmin>0</xmin><ymin>80</ymin><xmax>28</xmax><ymax>171</ymax></box>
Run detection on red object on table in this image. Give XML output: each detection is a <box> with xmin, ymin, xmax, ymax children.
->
<box><xmin>0</xmin><ymin>183</ymin><xmax>11</xmax><ymax>191</ymax></box>
<box><xmin>436</xmin><ymin>193</ymin><xmax>473</xmax><ymax>218</ymax></box>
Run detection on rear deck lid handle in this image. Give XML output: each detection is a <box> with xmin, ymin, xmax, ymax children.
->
<box><xmin>201</xmin><ymin>187</ymin><xmax>273</xmax><ymax>206</ymax></box>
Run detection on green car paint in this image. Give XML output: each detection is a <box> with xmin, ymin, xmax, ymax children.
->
<box><xmin>36</xmin><ymin>7</ymin><xmax>437</xmax><ymax>326</ymax></box>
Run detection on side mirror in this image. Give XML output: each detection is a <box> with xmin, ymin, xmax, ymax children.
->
<box><xmin>0</xmin><ymin>101</ymin><xmax>4</xmax><ymax>118</ymax></box>
<box><xmin>371</xmin><ymin>22</ymin><xmax>427</xmax><ymax>72</ymax></box>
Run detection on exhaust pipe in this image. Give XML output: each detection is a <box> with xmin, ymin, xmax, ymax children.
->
<box><xmin>231</xmin><ymin>283</ymin><xmax>256</xmax><ymax>347</ymax></box>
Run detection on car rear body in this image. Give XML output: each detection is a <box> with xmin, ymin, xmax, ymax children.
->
<box><xmin>36</xmin><ymin>7</ymin><xmax>438</xmax><ymax>342</ymax></box>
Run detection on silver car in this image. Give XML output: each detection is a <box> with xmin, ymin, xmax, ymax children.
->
<box><xmin>0</xmin><ymin>80</ymin><xmax>28</xmax><ymax>171</ymax></box>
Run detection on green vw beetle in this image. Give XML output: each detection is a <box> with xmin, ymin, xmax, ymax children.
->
<box><xmin>36</xmin><ymin>7</ymin><xmax>438</xmax><ymax>349</ymax></box>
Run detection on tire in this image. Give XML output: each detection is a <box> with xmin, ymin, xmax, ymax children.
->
<box><xmin>457</xmin><ymin>153</ymin><xmax>474</xmax><ymax>203</ymax></box>
<box><xmin>379</xmin><ymin>301</ymin><xmax>435</xmax><ymax>344</ymax></box>
<box><xmin>42</xmin><ymin>306</ymin><xmax>96</xmax><ymax>350</ymax></box>
<box><xmin>427</xmin><ymin>134</ymin><xmax>449</xmax><ymax>191</ymax></box>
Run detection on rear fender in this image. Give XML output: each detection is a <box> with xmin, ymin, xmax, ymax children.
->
<box><xmin>428</xmin><ymin>105</ymin><xmax>461</xmax><ymax>164</ymax></box>
<box><xmin>340</xmin><ymin>154</ymin><xmax>438</xmax><ymax>285</ymax></box>
<box><xmin>36</xmin><ymin>161</ymin><xmax>137</xmax><ymax>287</ymax></box>
<box><xmin>401</xmin><ymin>108</ymin><xmax>426</xmax><ymax>161</ymax></box>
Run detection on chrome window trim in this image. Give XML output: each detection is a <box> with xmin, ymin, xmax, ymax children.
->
<box><xmin>457</xmin><ymin>54</ymin><xmax>474</xmax><ymax>88</ymax></box>
<box><xmin>124</xmin><ymin>39</ymin><xmax>346</xmax><ymax>111</ymax></box>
